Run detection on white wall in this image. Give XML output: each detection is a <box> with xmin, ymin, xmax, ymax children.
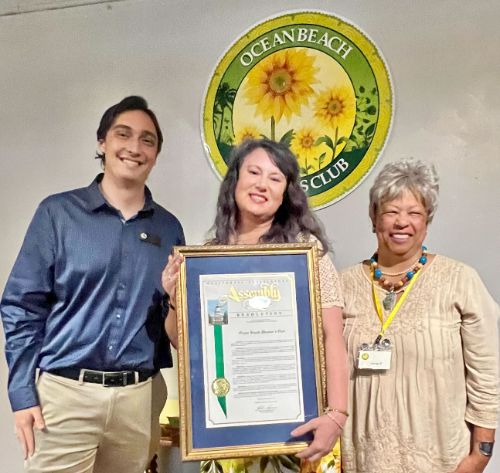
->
<box><xmin>0</xmin><ymin>1</ymin><xmax>498</xmax><ymax>472</ymax></box>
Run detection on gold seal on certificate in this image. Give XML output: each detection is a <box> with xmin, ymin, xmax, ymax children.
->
<box><xmin>212</xmin><ymin>377</ymin><xmax>230</xmax><ymax>396</ymax></box>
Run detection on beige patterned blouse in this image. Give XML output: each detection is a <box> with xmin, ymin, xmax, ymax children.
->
<box><xmin>317</xmin><ymin>245</ymin><xmax>343</xmax><ymax>308</ymax></box>
<box><xmin>340</xmin><ymin>255</ymin><xmax>499</xmax><ymax>473</ymax></box>
<box><xmin>296</xmin><ymin>233</ymin><xmax>343</xmax><ymax>308</ymax></box>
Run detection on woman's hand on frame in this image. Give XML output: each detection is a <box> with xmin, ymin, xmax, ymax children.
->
<box><xmin>291</xmin><ymin>414</ymin><xmax>343</xmax><ymax>462</ymax></box>
<box><xmin>161</xmin><ymin>253</ymin><xmax>183</xmax><ymax>300</ymax></box>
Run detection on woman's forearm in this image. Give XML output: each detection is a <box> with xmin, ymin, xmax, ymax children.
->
<box><xmin>164</xmin><ymin>306</ymin><xmax>178</xmax><ymax>349</ymax></box>
<box><xmin>323</xmin><ymin>306</ymin><xmax>349</xmax><ymax>416</ymax></box>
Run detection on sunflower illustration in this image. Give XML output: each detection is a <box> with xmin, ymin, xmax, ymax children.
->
<box><xmin>291</xmin><ymin>128</ymin><xmax>333</xmax><ymax>175</ymax></box>
<box><xmin>291</xmin><ymin>128</ymin><xmax>318</xmax><ymax>174</ymax></box>
<box><xmin>291</xmin><ymin>128</ymin><xmax>317</xmax><ymax>158</ymax></box>
<box><xmin>243</xmin><ymin>49</ymin><xmax>318</xmax><ymax>138</ymax></box>
<box><xmin>234</xmin><ymin>125</ymin><xmax>261</xmax><ymax>144</ymax></box>
<box><xmin>314</xmin><ymin>86</ymin><xmax>356</xmax><ymax>130</ymax></box>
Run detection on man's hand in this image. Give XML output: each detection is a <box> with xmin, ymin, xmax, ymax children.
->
<box><xmin>291</xmin><ymin>415</ymin><xmax>342</xmax><ymax>462</ymax></box>
<box><xmin>14</xmin><ymin>406</ymin><xmax>45</xmax><ymax>459</ymax></box>
<box><xmin>451</xmin><ymin>452</ymin><xmax>489</xmax><ymax>473</ymax></box>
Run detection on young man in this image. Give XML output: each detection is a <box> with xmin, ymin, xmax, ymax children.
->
<box><xmin>1</xmin><ymin>96</ymin><xmax>184</xmax><ymax>472</ymax></box>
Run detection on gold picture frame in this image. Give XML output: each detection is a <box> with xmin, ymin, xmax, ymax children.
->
<box><xmin>175</xmin><ymin>243</ymin><xmax>326</xmax><ymax>461</ymax></box>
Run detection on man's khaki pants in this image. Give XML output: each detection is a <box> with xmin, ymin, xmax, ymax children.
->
<box><xmin>25</xmin><ymin>371</ymin><xmax>168</xmax><ymax>473</ymax></box>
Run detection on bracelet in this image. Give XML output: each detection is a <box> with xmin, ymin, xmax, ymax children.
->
<box><xmin>324</xmin><ymin>406</ymin><xmax>349</xmax><ymax>417</ymax></box>
<box><xmin>325</xmin><ymin>411</ymin><xmax>344</xmax><ymax>430</ymax></box>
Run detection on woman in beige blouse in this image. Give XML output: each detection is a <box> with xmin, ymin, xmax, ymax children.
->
<box><xmin>341</xmin><ymin>158</ymin><xmax>499</xmax><ymax>473</ymax></box>
<box><xmin>163</xmin><ymin>138</ymin><xmax>348</xmax><ymax>472</ymax></box>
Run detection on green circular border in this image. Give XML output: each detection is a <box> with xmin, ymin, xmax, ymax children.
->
<box><xmin>201</xmin><ymin>10</ymin><xmax>393</xmax><ymax>209</ymax></box>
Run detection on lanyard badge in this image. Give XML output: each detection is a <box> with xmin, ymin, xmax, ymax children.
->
<box><xmin>356</xmin><ymin>268</ymin><xmax>423</xmax><ymax>371</ymax></box>
<box><xmin>357</xmin><ymin>338</ymin><xmax>392</xmax><ymax>369</ymax></box>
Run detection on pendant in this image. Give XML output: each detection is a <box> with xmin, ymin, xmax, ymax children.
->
<box><xmin>383</xmin><ymin>291</ymin><xmax>396</xmax><ymax>311</ymax></box>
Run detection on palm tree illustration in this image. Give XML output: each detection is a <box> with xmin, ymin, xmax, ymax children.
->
<box><xmin>214</xmin><ymin>82</ymin><xmax>236</xmax><ymax>144</ymax></box>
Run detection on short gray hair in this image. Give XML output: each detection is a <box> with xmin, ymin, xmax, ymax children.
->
<box><xmin>369</xmin><ymin>158</ymin><xmax>439</xmax><ymax>224</ymax></box>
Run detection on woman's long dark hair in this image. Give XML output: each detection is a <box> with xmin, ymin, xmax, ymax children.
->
<box><xmin>208</xmin><ymin>138</ymin><xmax>330</xmax><ymax>253</ymax></box>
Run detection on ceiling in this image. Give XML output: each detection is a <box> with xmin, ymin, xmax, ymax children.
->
<box><xmin>0</xmin><ymin>0</ymin><xmax>126</xmax><ymax>16</ymax></box>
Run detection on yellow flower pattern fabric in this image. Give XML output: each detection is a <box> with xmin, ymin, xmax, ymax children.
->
<box><xmin>200</xmin><ymin>440</ymin><xmax>341</xmax><ymax>473</ymax></box>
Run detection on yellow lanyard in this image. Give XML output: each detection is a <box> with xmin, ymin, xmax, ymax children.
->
<box><xmin>371</xmin><ymin>268</ymin><xmax>423</xmax><ymax>342</ymax></box>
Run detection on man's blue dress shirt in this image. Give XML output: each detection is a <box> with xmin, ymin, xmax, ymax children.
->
<box><xmin>1</xmin><ymin>175</ymin><xmax>185</xmax><ymax>411</ymax></box>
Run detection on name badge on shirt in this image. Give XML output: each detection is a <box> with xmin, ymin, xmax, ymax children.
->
<box><xmin>139</xmin><ymin>232</ymin><xmax>161</xmax><ymax>247</ymax></box>
<box><xmin>356</xmin><ymin>339</ymin><xmax>392</xmax><ymax>370</ymax></box>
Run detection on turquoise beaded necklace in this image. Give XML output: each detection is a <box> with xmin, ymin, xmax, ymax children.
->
<box><xmin>370</xmin><ymin>246</ymin><xmax>428</xmax><ymax>310</ymax></box>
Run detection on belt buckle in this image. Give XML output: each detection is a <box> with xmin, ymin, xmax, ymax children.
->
<box><xmin>102</xmin><ymin>371</ymin><xmax>127</xmax><ymax>387</ymax></box>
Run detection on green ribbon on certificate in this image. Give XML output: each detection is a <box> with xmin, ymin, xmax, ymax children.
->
<box><xmin>212</xmin><ymin>324</ymin><xmax>229</xmax><ymax>416</ymax></box>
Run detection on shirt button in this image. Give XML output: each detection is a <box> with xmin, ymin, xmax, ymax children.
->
<box><xmin>108</xmin><ymin>345</ymin><xmax>113</xmax><ymax>351</ymax></box>
<box><xmin>140</xmin><ymin>232</ymin><xmax>148</xmax><ymax>240</ymax></box>
<box><xmin>116</xmin><ymin>314</ymin><xmax>121</xmax><ymax>319</ymax></box>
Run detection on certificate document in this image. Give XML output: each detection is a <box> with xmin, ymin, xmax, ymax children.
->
<box><xmin>199</xmin><ymin>272</ymin><xmax>304</xmax><ymax>428</ymax></box>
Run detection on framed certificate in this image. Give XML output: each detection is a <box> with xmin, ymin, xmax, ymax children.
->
<box><xmin>175</xmin><ymin>243</ymin><xmax>326</xmax><ymax>461</ymax></box>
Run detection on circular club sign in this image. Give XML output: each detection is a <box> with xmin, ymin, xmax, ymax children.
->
<box><xmin>202</xmin><ymin>11</ymin><xmax>393</xmax><ymax>209</ymax></box>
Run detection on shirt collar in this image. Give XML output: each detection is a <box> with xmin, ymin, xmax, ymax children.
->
<box><xmin>86</xmin><ymin>174</ymin><xmax>155</xmax><ymax>214</ymax></box>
